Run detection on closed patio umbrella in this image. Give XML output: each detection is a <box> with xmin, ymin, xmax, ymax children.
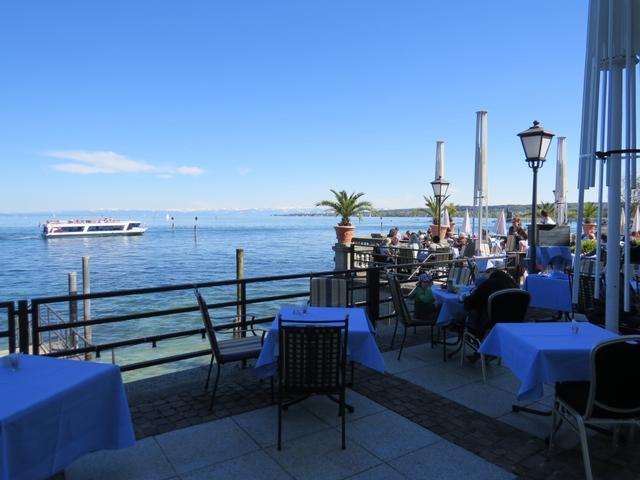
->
<box><xmin>494</xmin><ymin>210</ymin><xmax>507</xmax><ymax>236</ymax></box>
<box><xmin>473</xmin><ymin>111</ymin><xmax>489</xmax><ymax>254</ymax></box>
<box><xmin>442</xmin><ymin>207</ymin><xmax>451</xmax><ymax>228</ymax></box>
<box><xmin>461</xmin><ymin>209</ymin><xmax>471</xmax><ymax>234</ymax></box>
<box><xmin>633</xmin><ymin>206</ymin><xmax>640</xmax><ymax>233</ymax></box>
<box><xmin>554</xmin><ymin>137</ymin><xmax>568</xmax><ymax>225</ymax></box>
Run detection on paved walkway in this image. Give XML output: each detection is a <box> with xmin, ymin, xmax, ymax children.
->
<box><xmin>65</xmin><ymin>320</ymin><xmax>639</xmax><ymax>479</ymax></box>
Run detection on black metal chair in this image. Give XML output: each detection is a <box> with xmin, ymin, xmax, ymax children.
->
<box><xmin>549</xmin><ymin>336</ymin><xmax>640</xmax><ymax>480</ymax></box>
<box><xmin>277</xmin><ymin>315</ymin><xmax>349</xmax><ymax>450</ymax></box>
<box><xmin>460</xmin><ymin>288</ymin><xmax>530</xmax><ymax>382</ymax></box>
<box><xmin>194</xmin><ymin>289</ymin><xmax>265</xmax><ymax>411</ymax></box>
<box><xmin>388</xmin><ymin>273</ymin><xmax>438</xmax><ymax>360</ymax></box>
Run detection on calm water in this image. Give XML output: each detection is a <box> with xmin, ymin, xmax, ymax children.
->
<box><xmin>0</xmin><ymin>211</ymin><xmax>441</xmax><ymax>379</ymax></box>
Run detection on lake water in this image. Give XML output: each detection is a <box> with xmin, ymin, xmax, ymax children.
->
<box><xmin>0</xmin><ymin>211</ymin><xmax>448</xmax><ymax>380</ymax></box>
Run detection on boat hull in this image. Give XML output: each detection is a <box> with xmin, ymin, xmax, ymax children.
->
<box><xmin>43</xmin><ymin>230</ymin><xmax>146</xmax><ymax>238</ymax></box>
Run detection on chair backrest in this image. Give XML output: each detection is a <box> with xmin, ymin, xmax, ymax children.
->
<box><xmin>278</xmin><ymin>316</ymin><xmax>348</xmax><ymax>394</ymax></box>
<box><xmin>505</xmin><ymin>235</ymin><xmax>517</xmax><ymax>252</ymax></box>
<box><xmin>194</xmin><ymin>289</ymin><xmax>222</xmax><ymax>360</ymax></box>
<box><xmin>585</xmin><ymin>336</ymin><xmax>640</xmax><ymax>418</ymax></box>
<box><xmin>310</xmin><ymin>277</ymin><xmax>349</xmax><ymax>307</ymax></box>
<box><xmin>387</xmin><ymin>273</ymin><xmax>412</xmax><ymax>326</ymax></box>
<box><xmin>487</xmin><ymin>288</ymin><xmax>530</xmax><ymax>326</ymax></box>
<box><xmin>448</xmin><ymin>265</ymin><xmax>472</xmax><ymax>285</ymax></box>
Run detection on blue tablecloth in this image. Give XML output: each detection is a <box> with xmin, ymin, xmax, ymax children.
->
<box><xmin>255</xmin><ymin>306</ymin><xmax>385</xmax><ymax>378</ymax></box>
<box><xmin>0</xmin><ymin>355</ymin><xmax>135</xmax><ymax>480</ymax></box>
<box><xmin>479</xmin><ymin>322</ymin><xmax>618</xmax><ymax>401</ymax></box>
<box><xmin>524</xmin><ymin>273</ymin><xmax>572</xmax><ymax>312</ymax></box>
<box><xmin>432</xmin><ymin>288</ymin><xmax>467</xmax><ymax>327</ymax></box>
<box><xmin>529</xmin><ymin>246</ymin><xmax>572</xmax><ymax>269</ymax></box>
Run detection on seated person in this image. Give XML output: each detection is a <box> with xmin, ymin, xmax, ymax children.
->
<box><xmin>463</xmin><ymin>269</ymin><xmax>518</xmax><ymax>340</ymax></box>
<box><xmin>429</xmin><ymin>235</ymin><xmax>446</xmax><ymax>251</ymax></box>
<box><xmin>376</xmin><ymin>238</ymin><xmax>396</xmax><ymax>264</ymax></box>
<box><xmin>409</xmin><ymin>273</ymin><xmax>436</xmax><ymax>319</ymax></box>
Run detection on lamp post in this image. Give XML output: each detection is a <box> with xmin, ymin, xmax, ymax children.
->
<box><xmin>517</xmin><ymin>121</ymin><xmax>555</xmax><ymax>274</ymax></box>
<box><xmin>431</xmin><ymin>176</ymin><xmax>450</xmax><ymax>240</ymax></box>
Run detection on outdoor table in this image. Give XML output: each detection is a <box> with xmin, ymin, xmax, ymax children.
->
<box><xmin>479</xmin><ymin>322</ymin><xmax>618</xmax><ymax>401</ymax></box>
<box><xmin>523</xmin><ymin>273</ymin><xmax>572</xmax><ymax>313</ymax></box>
<box><xmin>0</xmin><ymin>354</ymin><xmax>135</xmax><ymax>480</ymax></box>
<box><xmin>432</xmin><ymin>287</ymin><xmax>467</xmax><ymax>327</ymax></box>
<box><xmin>255</xmin><ymin>306</ymin><xmax>384</xmax><ymax>378</ymax></box>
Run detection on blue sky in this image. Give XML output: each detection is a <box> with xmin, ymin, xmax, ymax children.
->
<box><xmin>0</xmin><ymin>1</ymin><xmax>590</xmax><ymax>213</ymax></box>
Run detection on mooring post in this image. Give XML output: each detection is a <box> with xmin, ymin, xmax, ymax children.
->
<box><xmin>82</xmin><ymin>256</ymin><xmax>93</xmax><ymax>360</ymax></box>
<box><xmin>236</xmin><ymin>248</ymin><xmax>245</xmax><ymax>338</ymax></box>
<box><xmin>68</xmin><ymin>272</ymin><xmax>78</xmax><ymax>350</ymax></box>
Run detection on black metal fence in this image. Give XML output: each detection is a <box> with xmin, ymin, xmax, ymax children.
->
<box><xmin>1</xmin><ymin>259</ymin><xmax>466</xmax><ymax>373</ymax></box>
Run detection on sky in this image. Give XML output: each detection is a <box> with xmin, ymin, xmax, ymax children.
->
<box><xmin>0</xmin><ymin>0</ymin><xmax>592</xmax><ymax>213</ymax></box>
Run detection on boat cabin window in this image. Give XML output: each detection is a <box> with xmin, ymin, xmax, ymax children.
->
<box><xmin>58</xmin><ymin>226</ymin><xmax>85</xmax><ymax>233</ymax></box>
<box><xmin>127</xmin><ymin>223</ymin><xmax>141</xmax><ymax>230</ymax></box>
<box><xmin>87</xmin><ymin>225</ymin><xmax>125</xmax><ymax>232</ymax></box>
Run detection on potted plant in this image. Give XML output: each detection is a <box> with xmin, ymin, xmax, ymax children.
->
<box><xmin>424</xmin><ymin>195</ymin><xmax>450</xmax><ymax>239</ymax></box>
<box><xmin>582</xmin><ymin>202</ymin><xmax>598</xmax><ymax>236</ymax></box>
<box><xmin>316</xmin><ymin>190</ymin><xmax>374</xmax><ymax>244</ymax></box>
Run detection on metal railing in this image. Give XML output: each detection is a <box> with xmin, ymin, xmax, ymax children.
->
<box><xmin>25</xmin><ymin>267</ymin><xmax>388</xmax><ymax>372</ymax></box>
<box><xmin>0</xmin><ymin>301</ymin><xmax>16</xmax><ymax>353</ymax></box>
<box><xmin>6</xmin><ymin>253</ymin><xmax>502</xmax><ymax>373</ymax></box>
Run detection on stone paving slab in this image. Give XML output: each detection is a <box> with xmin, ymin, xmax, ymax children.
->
<box><xmin>114</xmin><ymin>317</ymin><xmax>640</xmax><ymax>480</ymax></box>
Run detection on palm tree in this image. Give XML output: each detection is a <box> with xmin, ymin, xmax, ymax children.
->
<box><xmin>583</xmin><ymin>202</ymin><xmax>598</xmax><ymax>223</ymax></box>
<box><xmin>445</xmin><ymin>203</ymin><xmax>459</xmax><ymax>219</ymax></box>
<box><xmin>423</xmin><ymin>195</ymin><xmax>450</xmax><ymax>219</ymax></box>
<box><xmin>537</xmin><ymin>201</ymin><xmax>554</xmax><ymax>217</ymax></box>
<box><xmin>316</xmin><ymin>190</ymin><xmax>374</xmax><ymax>226</ymax></box>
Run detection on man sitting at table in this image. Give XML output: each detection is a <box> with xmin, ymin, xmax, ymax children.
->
<box><xmin>463</xmin><ymin>269</ymin><xmax>518</xmax><ymax>344</ymax></box>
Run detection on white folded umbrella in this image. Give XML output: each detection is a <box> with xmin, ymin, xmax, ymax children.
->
<box><xmin>442</xmin><ymin>207</ymin><xmax>451</xmax><ymax>228</ymax></box>
<box><xmin>461</xmin><ymin>209</ymin><xmax>471</xmax><ymax>234</ymax></box>
<box><xmin>494</xmin><ymin>210</ymin><xmax>507</xmax><ymax>236</ymax></box>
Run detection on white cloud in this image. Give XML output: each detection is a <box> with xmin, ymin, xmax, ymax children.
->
<box><xmin>176</xmin><ymin>166</ymin><xmax>205</xmax><ymax>176</ymax></box>
<box><xmin>46</xmin><ymin>150</ymin><xmax>205</xmax><ymax>177</ymax></box>
<box><xmin>237</xmin><ymin>167</ymin><xmax>251</xmax><ymax>176</ymax></box>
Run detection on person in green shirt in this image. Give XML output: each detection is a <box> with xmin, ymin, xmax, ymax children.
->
<box><xmin>409</xmin><ymin>273</ymin><xmax>436</xmax><ymax>319</ymax></box>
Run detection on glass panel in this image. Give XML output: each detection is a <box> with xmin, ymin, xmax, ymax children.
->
<box><xmin>521</xmin><ymin>135</ymin><xmax>541</xmax><ymax>159</ymax></box>
<box><xmin>539</xmin><ymin>136</ymin><xmax>553</xmax><ymax>160</ymax></box>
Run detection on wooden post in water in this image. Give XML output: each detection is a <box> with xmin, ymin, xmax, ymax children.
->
<box><xmin>82</xmin><ymin>256</ymin><xmax>93</xmax><ymax>360</ymax></box>
<box><xmin>68</xmin><ymin>272</ymin><xmax>78</xmax><ymax>350</ymax></box>
<box><xmin>236</xmin><ymin>248</ymin><xmax>244</xmax><ymax>338</ymax></box>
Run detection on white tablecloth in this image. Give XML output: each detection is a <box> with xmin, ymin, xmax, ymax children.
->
<box><xmin>0</xmin><ymin>355</ymin><xmax>135</xmax><ymax>480</ymax></box>
<box><xmin>524</xmin><ymin>273</ymin><xmax>572</xmax><ymax>312</ymax></box>
<box><xmin>479</xmin><ymin>322</ymin><xmax>617</xmax><ymax>401</ymax></box>
<box><xmin>255</xmin><ymin>306</ymin><xmax>384</xmax><ymax>378</ymax></box>
<box><xmin>432</xmin><ymin>288</ymin><xmax>467</xmax><ymax>327</ymax></box>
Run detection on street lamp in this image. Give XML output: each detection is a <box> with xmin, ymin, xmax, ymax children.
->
<box><xmin>517</xmin><ymin>120</ymin><xmax>555</xmax><ymax>274</ymax></box>
<box><xmin>430</xmin><ymin>176</ymin><xmax>450</xmax><ymax>239</ymax></box>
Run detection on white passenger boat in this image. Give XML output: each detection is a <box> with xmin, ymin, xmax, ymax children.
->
<box><xmin>42</xmin><ymin>219</ymin><xmax>147</xmax><ymax>238</ymax></box>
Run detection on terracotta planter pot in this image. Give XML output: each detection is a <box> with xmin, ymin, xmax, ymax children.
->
<box><xmin>449</xmin><ymin>222</ymin><xmax>456</xmax><ymax>234</ymax></box>
<box><xmin>582</xmin><ymin>223</ymin><xmax>596</xmax><ymax>237</ymax></box>
<box><xmin>334</xmin><ymin>225</ymin><xmax>355</xmax><ymax>244</ymax></box>
<box><xmin>429</xmin><ymin>224</ymin><xmax>449</xmax><ymax>240</ymax></box>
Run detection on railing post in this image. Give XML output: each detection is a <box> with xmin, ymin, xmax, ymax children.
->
<box><xmin>240</xmin><ymin>281</ymin><xmax>247</xmax><ymax>337</ymax></box>
<box><xmin>236</xmin><ymin>248</ymin><xmax>244</xmax><ymax>338</ymax></box>
<box><xmin>17</xmin><ymin>300</ymin><xmax>29</xmax><ymax>354</ymax></box>
<box><xmin>7</xmin><ymin>302</ymin><xmax>16</xmax><ymax>353</ymax></box>
<box><xmin>83</xmin><ymin>256</ymin><xmax>93</xmax><ymax>360</ymax></box>
<box><xmin>68</xmin><ymin>272</ymin><xmax>78</xmax><ymax>350</ymax></box>
<box><xmin>31</xmin><ymin>301</ymin><xmax>40</xmax><ymax>355</ymax></box>
<box><xmin>366</xmin><ymin>268</ymin><xmax>380</xmax><ymax>326</ymax></box>
<box><xmin>349</xmin><ymin>244</ymin><xmax>355</xmax><ymax>270</ymax></box>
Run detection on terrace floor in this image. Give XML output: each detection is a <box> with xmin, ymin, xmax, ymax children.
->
<box><xmin>63</xmin><ymin>318</ymin><xmax>639</xmax><ymax>480</ymax></box>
